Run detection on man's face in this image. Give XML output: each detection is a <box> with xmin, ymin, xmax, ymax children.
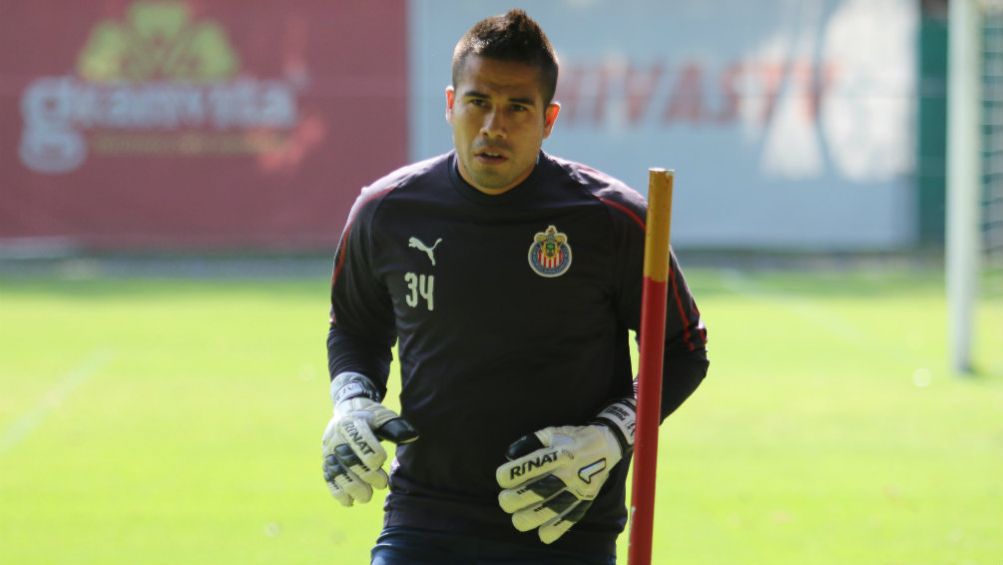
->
<box><xmin>446</xmin><ymin>55</ymin><xmax>560</xmax><ymax>195</ymax></box>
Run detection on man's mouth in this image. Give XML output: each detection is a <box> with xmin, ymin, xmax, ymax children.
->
<box><xmin>475</xmin><ymin>149</ymin><xmax>508</xmax><ymax>164</ymax></box>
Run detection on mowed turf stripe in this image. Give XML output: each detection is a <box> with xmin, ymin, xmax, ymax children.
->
<box><xmin>0</xmin><ymin>349</ymin><xmax>114</xmax><ymax>456</ymax></box>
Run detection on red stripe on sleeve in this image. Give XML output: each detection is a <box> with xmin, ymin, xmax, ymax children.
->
<box><xmin>598</xmin><ymin>197</ymin><xmax>646</xmax><ymax>231</ymax></box>
<box><xmin>331</xmin><ymin>232</ymin><xmax>351</xmax><ymax>285</ymax></box>
<box><xmin>669</xmin><ymin>264</ymin><xmax>704</xmax><ymax>352</ymax></box>
<box><xmin>331</xmin><ymin>186</ymin><xmax>396</xmax><ymax>288</ymax></box>
<box><xmin>600</xmin><ymin>195</ymin><xmax>704</xmax><ymax>350</ymax></box>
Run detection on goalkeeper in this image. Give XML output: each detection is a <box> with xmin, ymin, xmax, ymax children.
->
<box><xmin>322</xmin><ymin>9</ymin><xmax>709</xmax><ymax>565</ymax></box>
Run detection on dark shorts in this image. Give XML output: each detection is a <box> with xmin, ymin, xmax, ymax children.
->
<box><xmin>370</xmin><ymin>526</ymin><xmax>617</xmax><ymax>565</ymax></box>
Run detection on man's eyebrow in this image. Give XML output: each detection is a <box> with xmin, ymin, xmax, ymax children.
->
<box><xmin>462</xmin><ymin>90</ymin><xmax>537</xmax><ymax>106</ymax></box>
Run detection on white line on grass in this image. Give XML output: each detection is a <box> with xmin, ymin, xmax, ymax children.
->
<box><xmin>717</xmin><ymin>270</ymin><xmax>941</xmax><ymax>383</ymax></box>
<box><xmin>718</xmin><ymin>270</ymin><xmax>866</xmax><ymax>344</ymax></box>
<box><xmin>0</xmin><ymin>350</ymin><xmax>114</xmax><ymax>456</ymax></box>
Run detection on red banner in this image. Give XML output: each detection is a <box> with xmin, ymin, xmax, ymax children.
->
<box><xmin>0</xmin><ymin>1</ymin><xmax>407</xmax><ymax>250</ymax></box>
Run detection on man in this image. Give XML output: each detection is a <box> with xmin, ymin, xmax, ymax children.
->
<box><xmin>322</xmin><ymin>10</ymin><xmax>708</xmax><ymax>565</ymax></box>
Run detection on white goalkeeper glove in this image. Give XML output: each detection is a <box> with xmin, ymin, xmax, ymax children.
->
<box><xmin>495</xmin><ymin>398</ymin><xmax>636</xmax><ymax>544</ymax></box>
<box><xmin>322</xmin><ymin>372</ymin><xmax>418</xmax><ymax>507</ymax></box>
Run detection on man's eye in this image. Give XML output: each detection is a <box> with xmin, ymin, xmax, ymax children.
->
<box><xmin>469</xmin><ymin>99</ymin><xmax>488</xmax><ymax>108</ymax></box>
<box><xmin>511</xmin><ymin>104</ymin><xmax>528</xmax><ymax>112</ymax></box>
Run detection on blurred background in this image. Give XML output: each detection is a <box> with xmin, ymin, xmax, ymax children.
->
<box><xmin>0</xmin><ymin>1</ymin><xmax>1000</xmax><ymax>564</ymax></box>
<box><xmin>1</xmin><ymin>0</ymin><xmax>990</xmax><ymax>255</ymax></box>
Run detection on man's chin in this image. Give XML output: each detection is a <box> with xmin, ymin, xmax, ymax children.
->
<box><xmin>467</xmin><ymin>169</ymin><xmax>516</xmax><ymax>193</ymax></box>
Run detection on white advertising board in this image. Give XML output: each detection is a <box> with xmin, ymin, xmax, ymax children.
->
<box><xmin>410</xmin><ymin>0</ymin><xmax>918</xmax><ymax>249</ymax></box>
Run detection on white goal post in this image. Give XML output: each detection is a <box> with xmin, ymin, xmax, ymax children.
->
<box><xmin>947</xmin><ymin>0</ymin><xmax>1003</xmax><ymax>374</ymax></box>
<box><xmin>947</xmin><ymin>0</ymin><xmax>981</xmax><ymax>374</ymax></box>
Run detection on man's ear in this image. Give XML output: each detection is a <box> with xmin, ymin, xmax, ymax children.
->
<box><xmin>543</xmin><ymin>102</ymin><xmax>561</xmax><ymax>138</ymax></box>
<box><xmin>445</xmin><ymin>86</ymin><xmax>456</xmax><ymax>124</ymax></box>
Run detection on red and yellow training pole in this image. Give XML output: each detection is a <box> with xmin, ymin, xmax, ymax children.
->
<box><xmin>628</xmin><ymin>168</ymin><xmax>674</xmax><ymax>565</ymax></box>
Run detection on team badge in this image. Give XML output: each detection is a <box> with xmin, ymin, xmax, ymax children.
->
<box><xmin>528</xmin><ymin>225</ymin><xmax>572</xmax><ymax>278</ymax></box>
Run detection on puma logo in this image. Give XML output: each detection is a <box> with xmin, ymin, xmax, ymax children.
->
<box><xmin>408</xmin><ymin>237</ymin><xmax>443</xmax><ymax>266</ymax></box>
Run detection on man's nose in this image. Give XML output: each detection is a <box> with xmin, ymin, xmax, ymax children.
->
<box><xmin>481</xmin><ymin>109</ymin><xmax>507</xmax><ymax>138</ymax></box>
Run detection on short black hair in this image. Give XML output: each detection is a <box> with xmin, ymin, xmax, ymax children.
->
<box><xmin>451</xmin><ymin>10</ymin><xmax>559</xmax><ymax>106</ymax></box>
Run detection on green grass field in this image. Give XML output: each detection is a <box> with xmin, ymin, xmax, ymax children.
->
<box><xmin>1</xmin><ymin>265</ymin><xmax>1000</xmax><ymax>565</ymax></box>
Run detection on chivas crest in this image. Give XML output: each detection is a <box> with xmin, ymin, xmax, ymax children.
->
<box><xmin>528</xmin><ymin>225</ymin><xmax>572</xmax><ymax>278</ymax></box>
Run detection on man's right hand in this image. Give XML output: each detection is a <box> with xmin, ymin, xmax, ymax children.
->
<box><xmin>322</xmin><ymin>373</ymin><xmax>419</xmax><ymax>507</ymax></box>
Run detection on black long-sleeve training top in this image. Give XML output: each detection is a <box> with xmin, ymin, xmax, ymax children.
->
<box><xmin>327</xmin><ymin>150</ymin><xmax>708</xmax><ymax>555</ymax></box>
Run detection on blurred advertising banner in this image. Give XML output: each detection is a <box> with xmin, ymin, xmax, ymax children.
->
<box><xmin>0</xmin><ymin>0</ymin><xmax>407</xmax><ymax>250</ymax></box>
<box><xmin>410</xmin><ymin>0</ymin><xmax>918</xmax><ymax>250</ymax></box>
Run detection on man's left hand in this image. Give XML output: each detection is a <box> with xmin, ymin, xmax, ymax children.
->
<box><xmin>495</xmin><ymin>399</ymin><xmax>635</xmax><ymax>544</ymax></box>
